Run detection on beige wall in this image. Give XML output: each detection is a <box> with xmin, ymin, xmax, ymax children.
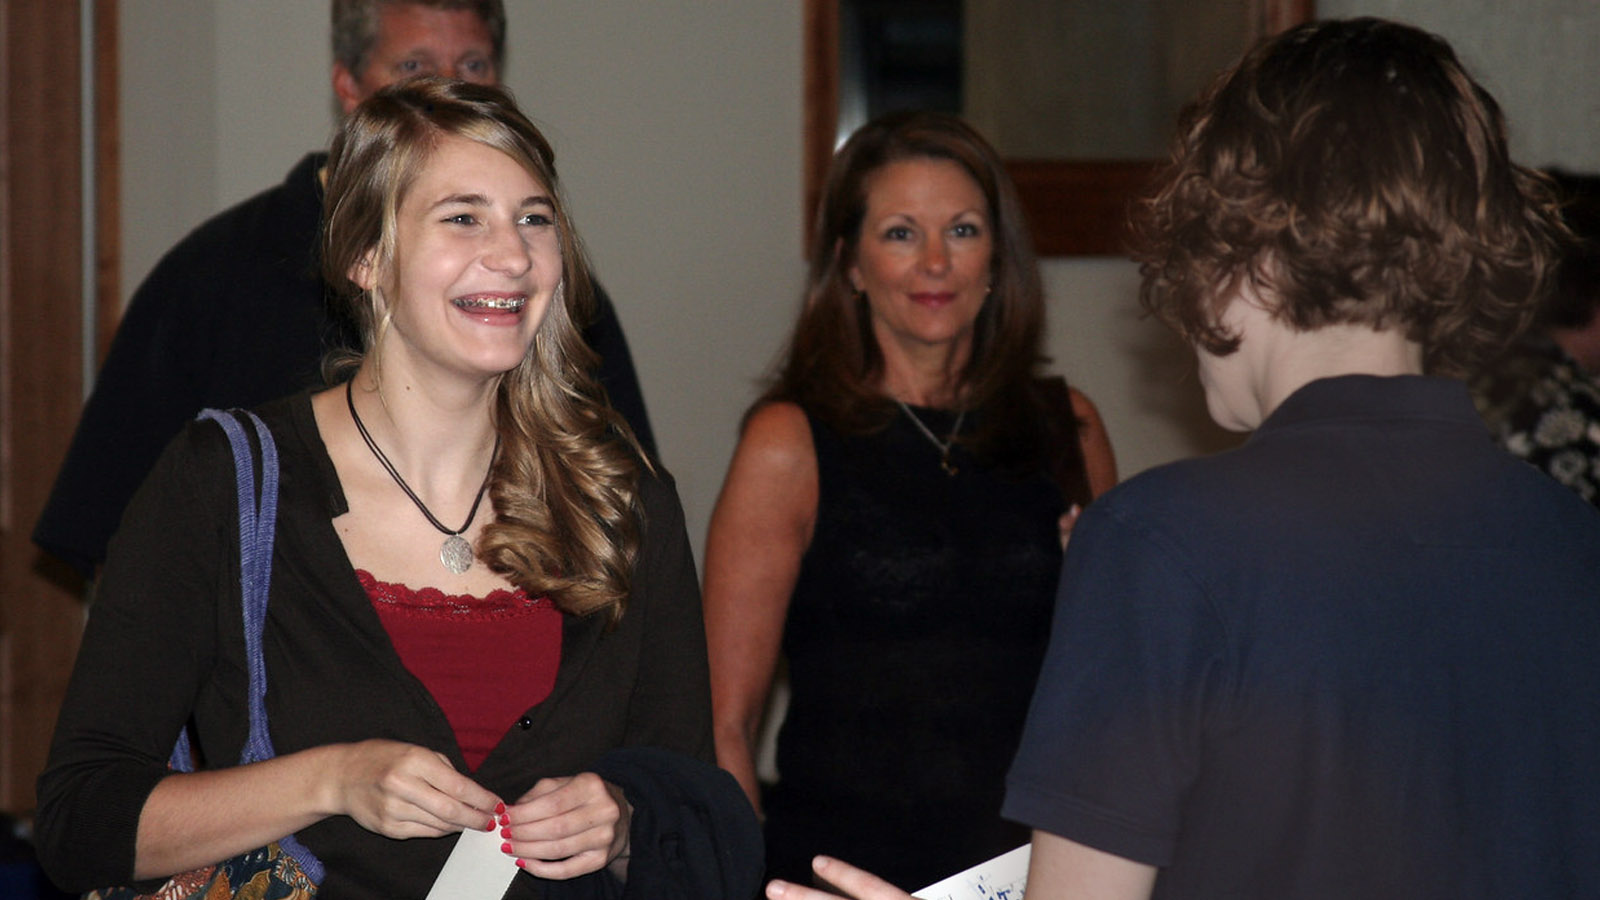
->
<box><xmin>118</xmin><ymin>1</ymin><xmax>1597</xmax><ymax>566</ymax></box>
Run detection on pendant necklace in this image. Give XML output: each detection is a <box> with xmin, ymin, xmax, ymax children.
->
<box><xmin>895</xmin><ymin>398</ymin><xmax>967</xmax><ymax>476</ymax></box>
<box><xmin>346</xmin><ymin>380</ymin><xmax>498</xmax><ymax>575</ymax></box>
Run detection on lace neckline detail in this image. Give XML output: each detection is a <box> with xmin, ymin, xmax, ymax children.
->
<box><xmin>356</xmin><ymin>569</ymin><xmax>546</xmax><ymax>617</ymax></box>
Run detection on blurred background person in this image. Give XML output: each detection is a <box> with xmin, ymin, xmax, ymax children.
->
<box><xmin>33</xmin><ymin>0</ymin><xmax>654</xmax><ymax>582</ymax></box>
<box><xmin>1474</xmin><ymin>169</ymin><xmax>1600</xmax><ymax>506</ymax></box>
<box><xmin>37</xmin><ymin>78</ymin><xmax>755</xmax><ymax>900</ymax></box>
<box><xmin>704</xmin><ymin>110</ymin><xmax>1116</xmax><ymax>891</ymax></box>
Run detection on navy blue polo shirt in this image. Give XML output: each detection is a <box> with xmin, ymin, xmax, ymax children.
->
<box><xmin>1005</xmin><ymin>375</ymin><xmax>1600</xmax><ymax>899</ymax></box>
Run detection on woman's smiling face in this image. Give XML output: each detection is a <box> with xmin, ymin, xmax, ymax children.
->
<box><xmin>849</xmin><ymin>157</ymin><xmax>993</xmax><ymax>361</ymax></box>
<box><xmin>360</xmin><ymin>134</ymin><xmax>563</xmax><ymax>385</ymax></box>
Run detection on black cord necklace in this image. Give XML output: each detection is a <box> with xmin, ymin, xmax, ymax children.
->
<box><xmin>346</xmin><ymin>379</ymin><xmax>498</xmax><ymax>575</ymax></box>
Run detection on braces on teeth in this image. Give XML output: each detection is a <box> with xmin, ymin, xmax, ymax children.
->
<box><xmin>455</xmin><ymin>297</ymin><xmax>526</xmax><ymax>310</ymax></box>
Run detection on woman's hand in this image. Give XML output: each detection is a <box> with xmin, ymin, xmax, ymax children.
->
<box><xmin>1058</xmin><ymin>503</ymin><xmax>1083</xmax><ymax>551</ymax></box>
<box><xmin>500</xmin><ymin>773</ymin><xmax>632</xmax><ymax>881</ymax></box>
<box><xmin>766</xmin><ymin>856</ymin><xmax>912</xmax><ymax>900</ymax></box>
<box><xmin>331</xmin><ymin>739</ymin><xmax>501</xmax><ymax>839</ymax></box>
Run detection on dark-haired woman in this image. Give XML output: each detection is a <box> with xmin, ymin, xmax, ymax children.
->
<box><xmin>37</xmin><ymin>78</ymin><xmax>757</xmax><ymax>900</ymax></box>
<box><xmin>704</xmin><ymin>110</ymin><xmax>1116</xmax><ymax>891</ymax></box>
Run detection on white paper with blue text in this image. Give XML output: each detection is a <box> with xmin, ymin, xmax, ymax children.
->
<box><xmin>913</xmin><ymin>844</ymin><xmax>1030</xmax><ymax>900</ymax></box>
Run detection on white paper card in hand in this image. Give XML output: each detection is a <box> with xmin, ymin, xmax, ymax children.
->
<box><xmin>425</xmin><ymin>825</ymin><xmax>520</xmax><ymax>900</ymax></box>
<box><xmin>913</xmin><ymin>844</ymin><xmax>1030</xmax><ymax>900</ymax></box>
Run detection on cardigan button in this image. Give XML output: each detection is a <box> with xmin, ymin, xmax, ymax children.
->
<box><xmin>516</xmin><ymin>716</ymin><xmax>534</xmax><ymax>730</ymax></box>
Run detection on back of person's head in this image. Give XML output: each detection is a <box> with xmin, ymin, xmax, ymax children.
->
<box><xmin>332</xmin><ymin>0</ymin><xmax>507</xmax><ymax>76</ymax></box>
<box><xmin>1136</xmin><ymin>16</ymin><xmax>1567</xmax><ymax>375</ymax></box>
<box><xmin>781</xmin><ymin>110</ymin><xmax>1046</xmax><ymax>446</ymax></box>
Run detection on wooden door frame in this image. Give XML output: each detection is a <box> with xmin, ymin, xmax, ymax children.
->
<box><xmin>0</xmin><ymin>0</ymin><xmax>118</xmax><ymax>817</ymax></box>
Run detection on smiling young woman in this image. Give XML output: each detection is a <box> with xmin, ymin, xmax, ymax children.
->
<box><xmin>36</xmin><ymin>78</ymin><xmax>759</xmax><ymax>900</ymax></box>
<box><xmin>350</xmin><ymin>134</ymin><xmax>560</xmax><ymax>398</ymax></box>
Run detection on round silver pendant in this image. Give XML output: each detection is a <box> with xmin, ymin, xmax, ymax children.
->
<box><xmin>440</xmin><ymin>534</ymin><xmax>474</xmax><ymax>575</ymax></box>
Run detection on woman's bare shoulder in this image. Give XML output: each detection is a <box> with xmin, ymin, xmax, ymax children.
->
<box><xmin>738</xmin><ymin>400</ymin><xmax>815</xmax><ymax>464</ymax></box>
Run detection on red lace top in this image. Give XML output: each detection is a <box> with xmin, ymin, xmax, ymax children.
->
<box><xmin>358</xmin><ymin>570</ymin><xmax>562</xmax><ymax>770</ymax></box>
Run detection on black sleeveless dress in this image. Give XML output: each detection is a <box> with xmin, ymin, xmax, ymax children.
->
<box><xmin>762</xmin><ymin>403</ymin><xmax>1075</xmax><ymax>891</ymax></box>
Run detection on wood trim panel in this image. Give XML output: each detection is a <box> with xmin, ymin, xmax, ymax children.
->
<box><xmin>1007</xmin><ymin>159</ymin><xmax>1162</xmax><ymax>258</ymax></box>
<box><xmin>801</xmin><ymin>0</ymin><xmax>838</xmax><ymax>255</ymax></box>
<box><xmin>0</xmin><ymin>0</ymin><xmax>115</xmax><ymax>816</ymax></box>
<box><xmin>95</xmin><ymin>0</ymin><xmax>121</xmax><ymax>364</ymax></box>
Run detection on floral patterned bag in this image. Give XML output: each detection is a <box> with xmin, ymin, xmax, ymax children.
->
<box><xmin>83</xmin><ymin>842</ymin><xmax>316</xmax><ymax>900</ymax></box>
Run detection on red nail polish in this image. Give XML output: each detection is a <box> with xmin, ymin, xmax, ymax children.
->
<box><xmin>499</xmin><ymin>813</ymin><xmax>509</xmax><ymax>826</ymax></box>
<box><xmin>494</xmin><ymin>801</ymin><xmax>506</xmax><ymax>815</ymax></box>
<box><xmin>485</xmin><ymin>818</ymin><xmax>496</xmax><ymax>831</ymax></box>
<box><xmin>501</xmin><ymin>841</ymin><xmax>513</xmax><ymax>855</ymax></box>
<box><xmin>516</xmin><ymin>858</ymin><xmax>526</xmax><ymax>869</ymax></box>
<box><xmin>500</xmin><ymin>826</ymin><xmax>511</xmax><ymax>839</ymax></box>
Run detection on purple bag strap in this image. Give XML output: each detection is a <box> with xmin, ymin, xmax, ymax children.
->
<box><xmin>167</xmin><ymin>408</ymin><xmax>324</xmax><ymax>883</ymax></box>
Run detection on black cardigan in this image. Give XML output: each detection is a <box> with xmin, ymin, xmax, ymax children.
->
<box><xmin>35</xmin><ymin>393</ymin><xmax>757</xmax><ymax>899</ymax></box>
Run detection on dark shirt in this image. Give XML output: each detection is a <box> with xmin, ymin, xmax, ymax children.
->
<box><xmin>1005</xmin><ymin>375</ymin><xmax>1600</xmax><ymax>899</ymax></box>
<box><xmin>764</xmin><ymin>404</ymin><xmax>1067</xmax><ymax>891</ymax></box>
<box><xmin>34</xmin><ymin>393</ymin><xmax>746</xmax><ymax>899</ymax></box>
<box><xmin>33</xmin><ymin>152</ymin><xmax>655</xmax><ymax>577</ymax></box>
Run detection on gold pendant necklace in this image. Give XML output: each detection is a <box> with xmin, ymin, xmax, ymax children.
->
<box><xmin>895</xmin><ymin>399</ymin><xmax>966</xmax><ymax>476</ymax></box>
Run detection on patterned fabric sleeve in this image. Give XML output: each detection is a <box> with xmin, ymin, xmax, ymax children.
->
<box><xmin>1488</xmin><ymin>343</ymin><xmax>1600</xmax><ymax>506</ymax></box>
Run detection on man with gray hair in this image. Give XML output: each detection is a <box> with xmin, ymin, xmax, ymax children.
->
<box><xmin>36</xmin><ymin>0</ymin><xmax>655</xmax><ymax>578</ymax></box>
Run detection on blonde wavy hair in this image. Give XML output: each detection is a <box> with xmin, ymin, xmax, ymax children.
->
<box><xmin>322</xmin><ymin>77</ymin><xmax>645</xmax><ymax>623</ymax></box>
